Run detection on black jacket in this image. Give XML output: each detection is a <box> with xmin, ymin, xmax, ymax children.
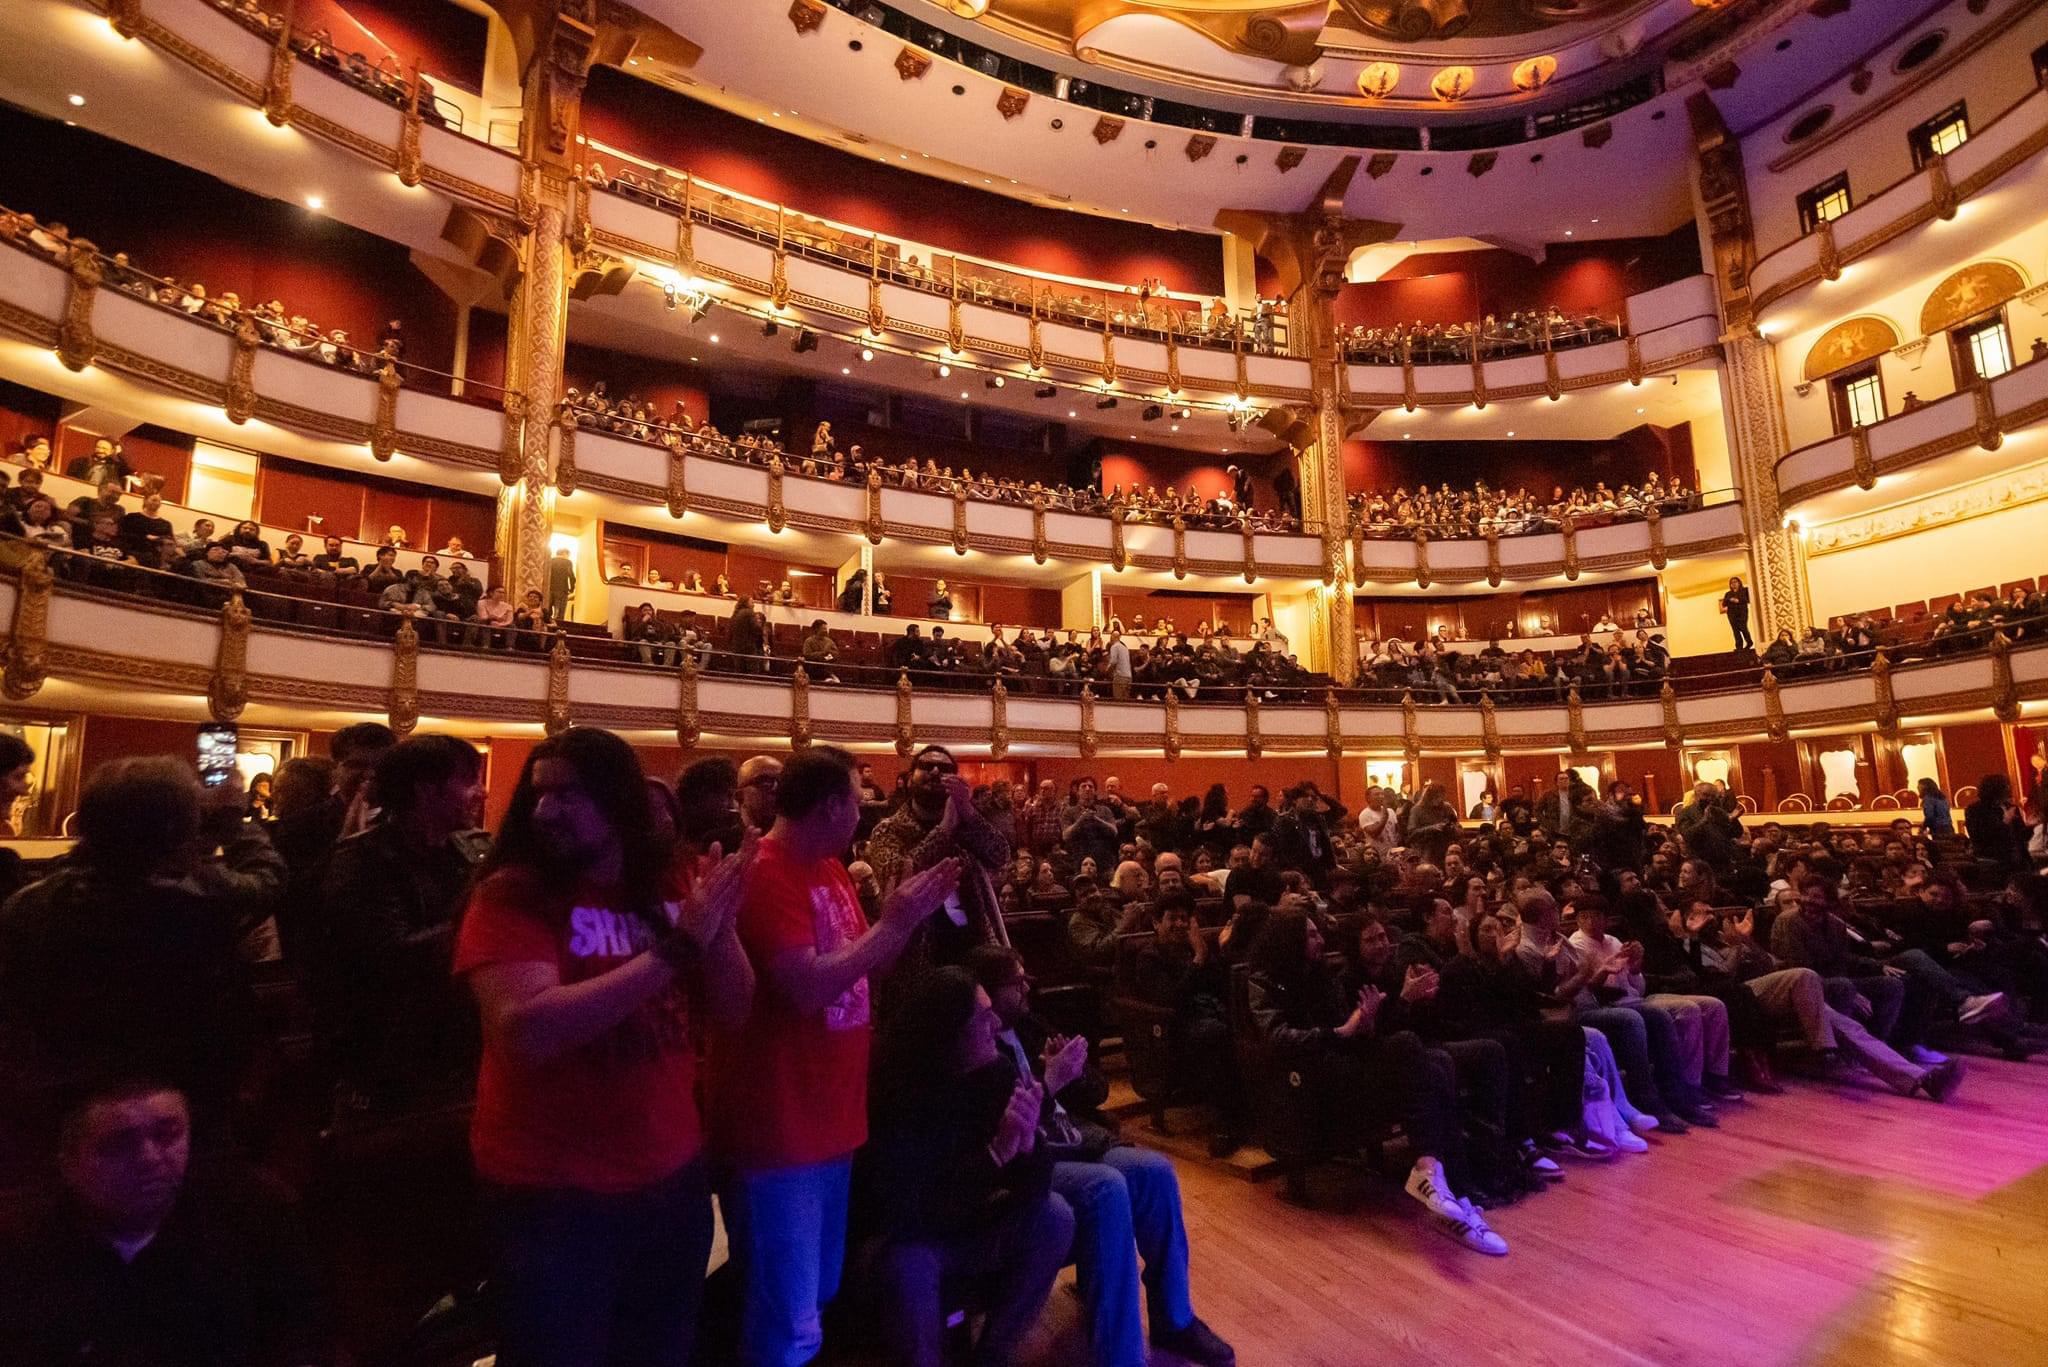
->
<box><xmin>860</xmin><ymin>1062</ymin><xmax>1054</xmax><ymax>1242</ymax></box>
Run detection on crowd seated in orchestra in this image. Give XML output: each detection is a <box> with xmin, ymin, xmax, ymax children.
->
<box><xmin>578</xmin><ymin>158</ymin><xmax>1289</xmax><ymax>355</ymax></box>
<box><xmin>2</xmin><ymin>721</ymin><xmax>2040</xmax><ymax>1363</ymax></box>
<box><xmin>1342</xmin><ymin>309</ymin><xmax>1625</xmax><ymax>366</ymax></box>
<box><xmin>0</xmin><ymin>208</ymin><xmax>456</xmax><ymax>395</ymax></box>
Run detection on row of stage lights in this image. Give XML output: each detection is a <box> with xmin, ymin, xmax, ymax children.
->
<box><xmin>657</xmin><ymin>275</ymin><xmax>1256</xmax><ymax>435</ymax></box>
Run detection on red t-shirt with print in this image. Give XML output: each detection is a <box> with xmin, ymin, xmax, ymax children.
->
<box><xmin>454</xmin><ymin>866</ymin><xmax>701</xmax><ymax>1192</ymax></box>
<box><xmin>705</xmin><ymin>833</ymin><xmax>872</xmax><ymax>1171</ymax></box>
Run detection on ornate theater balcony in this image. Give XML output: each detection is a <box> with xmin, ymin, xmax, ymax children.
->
<box><xmin>2</xmin><ymin>540</ymin><xmax>2040</xmax><ymax>770</ymax></box>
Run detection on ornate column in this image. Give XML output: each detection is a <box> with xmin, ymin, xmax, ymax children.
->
<box><xmin>1688</xmin><ymin>94</ymin><xmax>1810</xmax><ymax>639</ymax></box>
<box><xmin>495</xmin><ymin>4</ymin><xmax>599</xmax><ymax>597</ymax></box>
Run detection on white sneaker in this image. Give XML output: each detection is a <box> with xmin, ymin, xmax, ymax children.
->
<box><xmin>1434</xmin><ymin>1198</ymin><xmax>1509</xmax><ymax>1256</ymax></box>
<box><xmin>1959</xmin><ymin>992</ymin><xmax>2007</xmax><ymax>1025</ymax></box>
<box><xmin>1626</xmin><ymin>1112</ymin><xmax>1660</xmax><ymax>1134</ymax></box>
<box><xmin>1611</xmin><ymin>1129</ymin><xmax>1651</xmax><ymax>1154</ymax></box>
<box><xmin>1908</xmin><ymin>1045</ymin><xmax>1949</xmax><ymax>1066</ymax></box>
<box><xmin>1403</xmin><ymin>1159</ymin><xmax>1467</xmax><ymax>1222</ymax></box>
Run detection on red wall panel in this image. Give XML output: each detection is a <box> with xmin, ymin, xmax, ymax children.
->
<box><xmin>1942</xmin><ymin>721</ymin><xmax>2011</xmax><ymax>792</ymax></box>
<box><xmin>1343</xmin><ymin>424</ymin><xmax>1695</xmax><ymax>498</ymax></box>
<box><xmin>78</xmin><ymin>716</ymin><xmax>200</xmax><ymax>783</ymax></box>
<box><xmin>364</xmin><ymin>488</ymin><xmax>433</xmax><ymax>549</ymax></box>
<box><xmin>564</xmin><ymin>340</ymin><xmax>712</xmax><ymax>426</ymax></box>
<box><xmin>0</xmin><ymin>108</ymin><xmax>459</xmax><ymax>377</ymax></box>
<box><xmin>257</xmin><ymin>461</ymin><xmax>365</xmax><ymax>540</ymax></box>
<box><xmin>979</xmin><ymin>585</ymin><xmax>1063</xmax><ymax>631</ymax></box>
<box><xmin>323</xmin><ymin>0</ymin><xmax>489</xmax><ymax>93</ymax></box>
<box><xmin>1097</xmin><ymin>438</ymin><xmax>1291</xmax><ymax>515</ymax></box>
<box><xmin>579</xmin><ymin>67</ymin><xmax>1225</xmax><ymax>295</ymax></box>
<box><xmin>1335</xmin><ymin>227</ymin><xmax>1702</xmax><ymax>329</ymax></box>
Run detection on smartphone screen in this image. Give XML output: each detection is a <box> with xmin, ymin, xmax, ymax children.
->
<box><xmin>197</xmin><ymin>723</ymin><xmax>239</xmax><ymax>788</ymax></box>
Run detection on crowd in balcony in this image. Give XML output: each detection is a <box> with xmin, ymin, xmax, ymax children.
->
<box><xmin>1343</xmin><ymin>309</ymin><xmax>1625</xmax><ymax>366</ymax></box>
<box><xmin>208</xmin><ymin>0</ymin><xmax>459</xmax><ymax>128</ymax></box>
<box><xmin>0</xmin><ymin>208</ymin><xmax>435</xmax><ymax>388</ymax></box>
<box><xmin>3</xmin><ymin>706</ymin><xmax>2042</xmax><ymax>1363</ymax></box>
<box><xmin>581</xmin><ymin>158</ymin><xmax>1289</xmax><ymax>353</ymax></box>
<box><xmin>1349</xmin><ymin>475</ymin><xmax>1704</xmax><ymax>537</ymax></box>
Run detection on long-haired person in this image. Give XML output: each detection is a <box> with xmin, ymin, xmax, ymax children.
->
<box><xmin>454</xmin><ymin>727</ymin><xmax>755</xmax><ymax>1366</ymax></box>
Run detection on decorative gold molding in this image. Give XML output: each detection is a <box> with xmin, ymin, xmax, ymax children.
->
<box><xmin>498</xmin><ymin>387</ymin><xmax>524</xmax><ymax>485</ymax></box>
<box><xmin>1624</xmin><ymin>335</ymin><xmax>1644</xmax><ymax>386</ymax></box>
<box><xmin>1108</xmin><ymin>500</ymin><xmax>1127</xmax><ymax>572</ymax></box>
<box><xmin>1244</xmin><ymin>687</ymin><xmax>1262</xmax><ymax>761</ymax></box>
<box><xmin>107</xmin><ymin>0</ymin><xmax>143</xmax><ymax>39</ymax></box>
<box><xmin>1165</xmin><ymin>332</ymin><xmax>1182</xmax><ymax>393</ymax></box>
<box><xmin>989</xmin><ymin>678</ymin><xmax>1010</xmax><ymax>759</ymax></box>
<box><xmin>1102</xmin><ymin>330</ymin><xmax>1118</xmax><ymax>386</ymax></box>
<box><xmin>369</xmin><ymin>365</ymin><xmax>401</xmax><ymax>461</ymax></box>
<box><xmin>1412</xmin><ymin>528</ymin><xmax>1430</xmax><ymax>589</ymax></box>
<box><xmin>388</xmin><ymin>617</ymin><xmax>419</xmax><ymax>737</ymax></box>
<box><xmin>1990</xmin><ymin>631</ymin><xmax>2019</xmax><ymax>723</ymax></box>
<box><xmin>666</xmin><ymin>446</ymin><xmax>689</xmax><ymax>518</ymax></box>
<box><xmin>554</xmin><ymin>405</ymin><xmax>580</xmax><ymax>495</ymax></box>
<box><xmin>1163</xmin><ymin>687</ymin><xmax>1181</xmax><ymax>762</ymax></box>
<box><xmin>397</xmin><ymin>105</ymin><xmax>424</xmax><ymax>189</ymax></box>
<box><xmin>946</xmin><ymin>296</ymin><xmax>965</xmax><ymax>354</ymax></box>
<box><xmin>1031</xmin><ymin>494</ymin><xmax>1049</xmax><ymax>565</ymax></box>
<box><xmin>864</xmin><ymin>465</ymin><xmax>885</xmax><ymax>545</ymax></box>
<box><xmin>867</xmin><ymin>278</ymin><xmax>885</xmax><ymax>336</ymax></box>
<box><xmin>545</xmin><ymin>634</ymin><xmax>572</xmax><ymax>736</ymax></box>
<box><xmin>1850</xmin><ymin>425</ymin><xmax>1874</xmax><ymax>490</ymax></box>
<box><xmin>1808</xmin><ymin>456</ymin><xmax>2048</xmax><ymax>555</ymax></box>
<box><xmin>0</xmin><ymin>547</ymin><xmax>53</xmax><ymax>701</ymax></box>
<box><xmin>1027</xmin><ymin>315</ymin><xmax>1045</xmax><ymax>373</ymax></box>
<box><xmin>1928</xmin><ymin>154</ymin><xmax>1957</xmax><ymax>222</ymax></box>
<box><xmin>225</xmin><ymin>313</ymin><xmax>260</xmax><ymax>425</ymax></box>
<box><xmin>952</xmin><ymin>483</ymin><xmax>970</xmax><ymax>556</ymax></box>
<box><xmin>1400</xmin><ymin>690</ymin><xmax>1418</xmax><ymax>755</ymax></box>
<box><xmin>1815</xmin><ymin>216</ymin><xmax>1838</xmax><ymax>282</ymax></box>
<box><xmin>1240</xmin><ymin>518</ymin><xmax>1258</xmax><ymax>584</ymax></box>
<box><xmin>1470</xmin><ymin>349</ymin><xmax>1488</xmax><ymax>409</ymax></box>
<box><xmin>1561</xmin><ymin>514</ymin><xmax>1580</xmax><ymax>581</ymax></box>
<box><xmin>790</xmin><ymin>665</ymin><xmax>812</xmax><ymax>748</ymax></box>
<box><xmin>206</xmin><ymin>591</ymin><xmax>251</xmax><ymax>722</ymax></box>
<box><xmin>1324</xmin><ymin>688</ymin><xmax>1342</xmax><ymax>760</ymax></box>
<box><xmin>1079</xmin><ymin>682</ymin><xmax>1098</xmax><ymax>759</ymax></box>
<box><xmin>261</xmin><ymin>31</ymin><xmax>294</xmax><ymax>127</ymax></box>
<box><xmin>1645</xmin><ymin>504</ymin><xmax>1667</xmax><ymax>569</ymax></box>
<box><xmin>1660</xmin><ymin>678</ymin><xmax>1682</xmax><ymax>748</ymax></box>
<box><xmin>1871</xmin><ymin>648</ymin><xmax>1897</xmax><ymax>735</ymax></box>
<box><xmin>1543</xmin><ymin>349</ymin><xmax>1562</xmax><ymax>401</ymax></box>
<box><xmin>766</xmin><ymin>455</ymin><xmax>787</xmax><ymax>533</ymax></box>
<box><xmin>1761</xmin><ymin>668</ymin><xmax>1787</xmax><ymax>740</ymax></box>
<box><xmin>769</xmin><ymin>248</ymin><xmax>790</xmax><ymax>311</ymax></box>
<box><xmin>1973</xmin><ymin>381</ymin><xmax>2003</xmax><ymax>452</ymax></box>
<box><xmin>677</xmin><ymin>652</ymin><xmax>700</xmax><ymax>747</ymax></box>
<box><xmin>1480</xmin><ymin>691</ymin><xmax>1501</xmax><ymax>760</ymax></box>
<box><xmin>1170</xmin><ymin>514</ymin><xmax>1187</xmax><ymax>580</ymax></box>
<box><xmin>1566</xmin><ymin>685</ymin><xmax>1587</xmax><ymax>757</ymax></box>
<box><xmin>56</xmin><ymin>245</ymin><xmax>101</xmax><ymax>372</ymax></box>
<box><xmin>1483</xmin><ymin>525</ymin><xmax>1503</xmax><ymax>587</ymax></box>
<box><xmin>895</xmin><ymin>669</ymin><xmax>915</xmax><ymax>755</ymax></box>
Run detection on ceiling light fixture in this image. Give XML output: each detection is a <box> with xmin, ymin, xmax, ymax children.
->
<box><xmin>860</xmin><ymin>347</ymin><xmax>875</xmax><ymax>361</ymax></box>
<box><xmin>931</xmin><ymin>363</ymin><xmax>951</xmax><ymax>379</ymax></box>
<box><xmin>791</xmin><ymin>328</ymin><xmax>819</xmax><ymax>353</ymax></box>
<box><xmin>67</xmin><ymin>94</ymin><xmax>85</xmax><ymax>107</ymax></box>
<box><xmin>1096</xmin><ymin>396</ymin><xmax>1119</xmax><ymax>410</ymax></box>
<box><xmin>1141</xmin><ymin>404</ymin><xmax>1164</xmax><ymax>421</ymax></box>
<box><xmin>984</xmin><ymin>375</ymin><xmax>1005</xmax><ymax>389</ymax></box>
<box><xmin>1034</xmin><ymin>385</ymin><xmax>1058</xmax><ymax>399</ymax></box>
<box><xmin>304</xmin><ymin>194</ymin><xmax>325</xmax><ymax>210</ymax></box>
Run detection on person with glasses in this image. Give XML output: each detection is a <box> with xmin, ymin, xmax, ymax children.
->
<box><xmin>866</xmin><ymin>744</ymin><xmax>1014</xmax><ymax>990</ymax></box>
<box><xmin>737</xmin><ymin>756</ymin><xmax>783</xmax><ymax>837</ymax></box>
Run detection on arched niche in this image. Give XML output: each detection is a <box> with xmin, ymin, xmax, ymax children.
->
<box><xmin>1803</xmin><ymin>315</ymin><xmax>1901</xmax><ymax>382</ymax></box>
<box><xmin>1920</xmin><ymin>261</ymin><xmax>2027</xmax><ymax>336</ymax></box>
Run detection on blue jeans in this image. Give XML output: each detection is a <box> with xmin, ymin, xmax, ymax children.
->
<box><xmin>1052</xmin><ymin>1147</ymin><xmax>1193</xmax><ymax>1367</ymax></box>
<box><xmin>724</xmin><ymin>1157</ymin><xmax>853</xmax><ymax>1367</ymax></box>
<box><xmin>480</xmin><ymin>1157</ymin><xmax>714</xmax><ymax>1367</ymax></box>
<box><xmin>1576</xmin><ymin>1005</ymin><xmax>1667</xmax><ymax>1116</ymax></box>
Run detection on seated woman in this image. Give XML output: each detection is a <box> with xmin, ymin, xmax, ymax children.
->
<box><xmin>1246</xmin><ymin>907</ymin><xmax>1507</xmax><ymax>1255</ymax></box>
<box><xmin>858</xmin><ymin>967</ymin><xmax>1075</xmax><ymax>1367</ymax></box>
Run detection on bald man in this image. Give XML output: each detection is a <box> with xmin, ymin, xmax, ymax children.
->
<box><xmin>737</xmin><ymin>754</ymin><xmax>783</xmax><ymax>835</ymax></box>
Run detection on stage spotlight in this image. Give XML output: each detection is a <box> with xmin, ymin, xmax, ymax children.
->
<box><xmin>860</xmin><ymin>347</ymin><xmax>875</xmax><ymax>361</ymax></box>
<box><xmin>688</xmin><ymin>295</ymin><xmax>713</xmax><ymax>323</ymax></box>
<box><xmin>931</xmin><ymin>362</ymin><xmax>952</xmax><ymax>379</ymax></box>
<box><xmin>1095</xmin><ymin>396</ymin><xmax>1119</xmax><ymax>410</ymax></box>
<box><xmin>662</xmin><ymin>284</ymin><xmax>678</xmax><ymax>311</ymax></box>
<box><xmin>984</xmin><ymin>375</ymin><xmax>1005</xmax><ymax>389</ymax></box>
<box><xmin>792</xmin><ymin>328</ymin><xmax>818</xmax><ymax>353</ymax></box>
<box><xmin>762</xmin><ymin>318</ymin><xmax>780</xmax><ymax>338</ymax></box>
<box><xmin>1175</xmin><ymin>407</ymin><xmax>1192</xmax><ymax>419</ymax></box>
<box><xmin>1141</xmin><ymin>404</ymin><xmax>1164</xmax><ymax>421</ymax></box>
<box><xmin>1033</xmin><ymin>384</ymin><xmax>1057</xmax><ymax>399</ymax></box>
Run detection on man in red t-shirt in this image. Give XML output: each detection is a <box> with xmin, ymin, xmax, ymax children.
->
<box><xmin>706</xmin><ymin>744</ymin><xmax>959</xmax><ymax>1367</ymax></box>
<box><xmin>456</xmin><ymin>728</ymin><xmax>754</xmax><ymax>1366</ymax></box>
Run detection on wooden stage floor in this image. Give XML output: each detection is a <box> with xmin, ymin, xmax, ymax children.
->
<box><xmin>1005</xmin><ymin>1055</ymin><xmax>2048</xmax><ymax>1366</ymax></box>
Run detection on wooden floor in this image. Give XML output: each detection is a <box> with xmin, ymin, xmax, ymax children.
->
<box><xmin>1005</xmin><ymin>1054</ymin><xmax>2048</xmax><ymax>1367</ymax></box>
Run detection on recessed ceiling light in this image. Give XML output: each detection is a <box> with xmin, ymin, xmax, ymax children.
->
<box><xmin>67</xmin><ymin>94</ymin><xmax>85</xmax><ymax>107</ymax></box>
<box><xmin>1171</xmin><ymin>425</ymin><xmax>1179</xmax><ymax>431</ymax></box>
<box><xmin>304</xmin><ymin>194</ymin><xmax>324</xmax><ymax>209</ymax></box>
<box><xmin>1636</xmin><ymin>407</ymin><xmax>1645</xmax><ymax>414</ymax></box>
<box><xmin>860</xmin><ymin>347</ymin><xmax>875</xmax><ymax>361</ymax></box>
<box><xmin>1069</xmin><ymin>410</ymin><xmax>1077</xmax><ymax>417</ymax></box>
<box><xmin>960</xmin><ymin>390</ymin><xmax>969</xmax><ymax>398</ymax></box>
<box><xmin>1564</xmin><ymin>229</ymin><xmax>1573</xmax><ymax>236</ymax></box>
<box><xmin>709</xmin><ymin>334</ymin><xmax>720</xmax><ymax>343</ymax></box>
<box><xmin>842</xmin><ymin>367</ymin><xmax>851</xmax><ymax>374</ymax></box>
<box><xmin>1506</xmin><ymin>430</ymin><xmax>1515</xmax><ymax>437</ymax></box>
<box><xmin>690</xmin><ymin>356</ymin><xmax>700</xmax><ymax>362</ymax></box>
<box><xmin>1590</xmin><ymin>218</ymin><xmax>1600</xmax><ymax>224</ymax></box>
<box><xmin>1404</xmin><ymin>433</ymin><xmax>1412</xmax><ymax>439</ymax></box>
